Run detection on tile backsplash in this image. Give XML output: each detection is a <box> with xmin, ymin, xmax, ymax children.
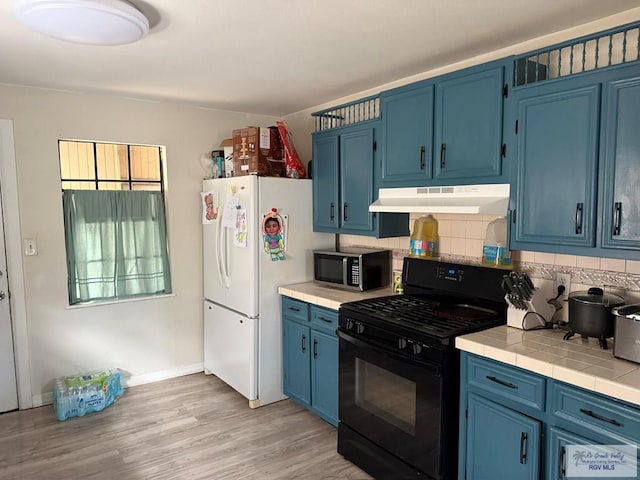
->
<box><xmin>339</xmin><ymin>212</ymin><xmax>640</xmax><ymax>321</ymax></box>
<box><xmin>340</xmin><ymin>213</ymin><xmax>506</xmax><ymax>273</ymax></box>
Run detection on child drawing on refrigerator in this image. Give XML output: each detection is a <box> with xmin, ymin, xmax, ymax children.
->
<box><xmin>262</xmin><ymin>211</ymin><xmax>286</xmax><ymax>261</ymax></box>
<box><xmin>204</xmin><ymin>193</ymin><xmax>216</xmax><ymax>221</ymax></box>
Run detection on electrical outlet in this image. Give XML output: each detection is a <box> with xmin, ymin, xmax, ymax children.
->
<box><xmin>556</xmin><ymin>272</ymin><xmax>571</xmax><ymax>300</ymax></box>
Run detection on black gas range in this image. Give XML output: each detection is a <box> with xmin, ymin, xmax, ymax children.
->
<box><xmin>337</xmin><ymin>257</ymin><xmax>507</xmax><ymax>480</ymax></box>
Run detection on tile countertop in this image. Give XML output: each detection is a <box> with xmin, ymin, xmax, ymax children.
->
<box><xmin>278</xmin><ymin>282</ymin><xmax>396</xmax><ymax>310</ymax></box>
<box><xmin>456</xmin><ymin>326</ymin><xmax>640</xmax><ymax>407</ymax></box>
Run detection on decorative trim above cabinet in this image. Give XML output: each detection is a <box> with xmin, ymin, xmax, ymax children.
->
<box><xmin>311</xmin><ymin>95</ymin><xmax>380</xmax><ymax>132</ymax></box>
<box><xmin>512</xmin><ymin>21</ymin><xmax>640</xmax><ymax>87</ymax></box>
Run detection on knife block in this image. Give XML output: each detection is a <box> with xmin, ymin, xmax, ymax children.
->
<box><xmin>506</xmin><ymin>290</ymin><xmax>556</xmax><ymax>329</ymax></box>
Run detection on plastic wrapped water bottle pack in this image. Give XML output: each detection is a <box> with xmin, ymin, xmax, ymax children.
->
<box><xmin>52</xmin><ymin>369</ymin><xmax>124</xmax><ymax>421</ymax></box>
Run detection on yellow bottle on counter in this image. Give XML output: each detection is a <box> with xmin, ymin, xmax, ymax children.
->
<box><xmin>409</xmin><ymin>215</ymin><xmax>438</xmax><ymax>257</ymax></box>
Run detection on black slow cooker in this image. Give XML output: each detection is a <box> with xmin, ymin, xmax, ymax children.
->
<box><xmin>563</xmin><ymin>287</ymin><xmax>625</xmax><ymax>349</ymax></box>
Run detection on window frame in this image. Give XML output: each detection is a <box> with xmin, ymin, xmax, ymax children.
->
<box><xmin>59</xmin><ymin>139</ymin><xmax>172</xmax><ymax>306</ymax></box>
<box><xmin>59</xmin><ymin>140</ymin><xmax>165</xmax><ymax>192</ymax></box>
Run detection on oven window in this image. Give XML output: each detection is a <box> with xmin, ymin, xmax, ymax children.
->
<box><xmin>354</xmin><ymin>358</ymin><xmax>416</xmax><ymax>436</ymax></box>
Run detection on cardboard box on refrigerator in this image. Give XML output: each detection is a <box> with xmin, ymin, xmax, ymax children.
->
<box><xmin>232</xmin><ymin>126</ymin><xmax>285</xmax><ymax>176</ymax></box>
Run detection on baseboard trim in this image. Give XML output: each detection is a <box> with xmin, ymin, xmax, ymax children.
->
<box><xmin>31</xmin><ymin>363</ymin><xmax>205</xmax><ymax>408</ymax></box>
<box><xmin>123</xmin><ymin>363</ymin><xmax>204</xmax><ymax>388</ymax></box>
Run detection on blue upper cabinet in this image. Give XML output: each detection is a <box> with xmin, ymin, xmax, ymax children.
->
<box><xmin>312</xmin><ymin>120</ymin><xmax>409</xmax><ymax>238</ymax></box>
<box><xmin>506</xmin><ymin>49</ymin><xmax>640</xmax><ymax>258</ymax></box>
<box><xmin>380</xmin><ymin>83</ymin><xmax>434</xmax><ymax>185</ymax></box>
<box><xmin>600</xmin><ymin>74</ymin><xmax>640</xmax><ymax>251</ymax></box>
<box><xmin>340</xmin><ymin>128</ymin><xmax>375</xmax><ymax>232</ymax></box>
<box><xmin>312</xmin><ymin>134</ymin><xmax>339</xmax><ymax>230</ymax></box>
<box><xmin>505</xmin><ymin>22</ymin><xmax>640</xmax><ymax>259</ymax></box>
<box><xmin>434</xmin><ymin>63</ymin><xmax>505</xmax><ymax>182</ymax></box>
<box><xmin>511</xmin><ymin>80</ymin><xmax>600</xmax><ymax>250</ymax></box>
<box><xmin>379</xmin><ymin>60</ymin><xmax>509</xmax><ymax>188</ymax></box>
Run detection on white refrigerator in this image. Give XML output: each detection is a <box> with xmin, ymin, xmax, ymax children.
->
<box><xmin>202</xmin><ymin>175</ymin><xmax>332</xmax><ymax>408</ymax></box>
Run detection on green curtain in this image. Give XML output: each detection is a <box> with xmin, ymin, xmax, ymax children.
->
<box><xmin>62</xmin><ymin>190</ymin><xmax>172</xmax><ymax>304</ymax></box>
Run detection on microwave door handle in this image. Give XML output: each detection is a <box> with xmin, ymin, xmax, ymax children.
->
<box><xmin>343</xmin><ymin>257</ymin><xmax>348</xmax><ymax>286</ymax></box>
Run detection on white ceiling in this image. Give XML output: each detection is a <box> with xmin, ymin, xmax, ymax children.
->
<box><xmin>1</xmin><ymin>1</ymin><xmax>640</xmax><ymax>116</ymax></box>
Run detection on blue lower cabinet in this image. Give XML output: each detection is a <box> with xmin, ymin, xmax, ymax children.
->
<box><xmin>282</xmin><ymin>297</ymin><xmax>338</xmax><ymax>426</ymax></box>
<box><xmin>466</xmin><ymin>394</ymin><xmax>541</xmax><ymax>480</ymax></box>
<box><xmin>283</xmin><ymin>319</ymin><xmax>311</xmax><ymax>406</ymax></box>
<box><xmin>547</xmin><ymin>426</ymin><xmax>596</xmax><ymax>480</ymax></box>
<box><xmin>310</xmin><ymin>330</ymin><xmax>338</xmax><ymax>426</ymax></box>
<box><xmin>460</xmin><ymin>353</ymin><xmax>640</xmax><ymax>479</ymax></box>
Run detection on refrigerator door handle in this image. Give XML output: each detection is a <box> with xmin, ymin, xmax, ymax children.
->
<box><xmin>217</xmin><ymin>211</ymin><xmax>230</xmax><ymax>288</ymax></box>
<box><xmin>222</xmin><ymin>222</ymin><xmax>231</xmax><ymax>288</ymax></box>
<box><xmin>215</xmin><ymin>211</ymin><xmax>224</xmax><ymax>287</ymax></box>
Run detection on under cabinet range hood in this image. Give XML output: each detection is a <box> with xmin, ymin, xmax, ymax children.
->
<box><xmin>369</xmin><ymin>184</ymin><xmax>510</xmax><ymax>214</ymax></box>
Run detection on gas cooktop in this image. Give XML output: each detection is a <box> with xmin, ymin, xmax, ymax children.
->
<box><xmin>339</xmin><ymin>257</ymin><xmax>507</xmax><ymax>340</ymax></box>
<box><xmin>340</xmin><ymin>294</ymin><xmax>504</xmax><ymax>339</ymax></box>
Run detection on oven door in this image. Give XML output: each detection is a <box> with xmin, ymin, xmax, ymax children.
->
<box><xmin>338</xmin><ymin>328</ymin><xmax>446</xmax><ymax>478</ymax></box>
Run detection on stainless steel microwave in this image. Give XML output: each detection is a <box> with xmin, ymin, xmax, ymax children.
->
<box><xmin>313</xmin><ymin>247</ymin><xmax>391</xmax><ymax>291</ymax></box>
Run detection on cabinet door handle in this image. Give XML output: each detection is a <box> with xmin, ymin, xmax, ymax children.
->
<box><xmin>330</xmin><ymin>203</ymin><xmax>335</xmax><ymax>221</ymax></box>
<box><xmin>313</xmin><ymin>339</ymin><xmax>318</xmax><ymax>358</ymax></box>
<box><xmin>288</xmin><ymin>306</ymin><xmax>300</xmax><ymax>312</ymax></box>
<box><xmin>558</xmin><ymin>446</ymin><xmax>566</xmax><ymax>479</ymax></box>
<box><xmin>318</xmin><ymin>316</ymin><xmax>332</xmax><ymax>323</ymax></box>
<box><xmin>613</xmin><ymin>202</ymin><xmax>622</xmax><ymax>236</ymax></box>
<box><xmin>519</xmin><ymin>432</ymin><xmax>527</xmax><ymax>464</ymax></box>
<box><xmin>343</xmin><ymin>203</ymin><xmax>348</xmax><ymax>221</ymax></box>
<box><xmin>301</xmin><ymin>335</ymin><xmax>306</xmax><ymax>352</ymax></box>
<box><xmin>420</xmin><ymin>145</ymin><xmax>426</xmax><ymax>170</ymax></box>
<box><xmin>440</xmin><ymin>143</ymin><xmax>446</xmax><ymax>168</ymax></box>
<box><xmin>579</xmin><ymin>408</ymin><xmax>622</xmax><ymax>427</ymax></box>
<box><xmin>486</xmin><ymin>375</ymin><xmax>518</xmax><ymax>389</ymax></box>
<box><xmin>575</xmin><ymin>202</ymin><xmax>584</xmax><ymax>235</ymax></box>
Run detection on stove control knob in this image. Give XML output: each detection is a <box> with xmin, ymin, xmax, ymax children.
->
<box><xmin>346</xmin><ymin>319</ymin><xmax>354</xmax><ymax>331</ymax></box>
<box><xmin>398</xmin><ymin>338</ymin><xmax>407</xmax><ymax>350</ymax></box>
<box><xmin>411</xmin><ymin>343</ymin><xmax>423</xmax><ymax>355</ymax></box>
<box><xmin>356</xmin><ymin>323</ymin><xmax>365</xmax><ymax>334</ymax></box>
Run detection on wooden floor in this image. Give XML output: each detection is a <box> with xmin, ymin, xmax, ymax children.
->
<box><xmin>0</xmin><ymin>373</ymin><xmax>372</xmax><ymax>480</ymax></box>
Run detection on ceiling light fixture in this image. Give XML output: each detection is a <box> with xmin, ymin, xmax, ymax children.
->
<box><xmin>15</xmin><ymin>0</ymin><xmax>149</xmax><ymax>46</ymax></box>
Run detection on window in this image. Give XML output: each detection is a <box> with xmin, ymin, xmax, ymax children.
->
<box><xmin>60</xmin><ymin>140</ymin><xmax>172</xmax><ymax>304</ymax></box>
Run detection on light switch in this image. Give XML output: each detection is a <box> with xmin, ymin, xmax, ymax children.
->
<box><xmin>24</xmin><ymin>238</ymin><xmax>37</xmax><ymax>256</ymax></box>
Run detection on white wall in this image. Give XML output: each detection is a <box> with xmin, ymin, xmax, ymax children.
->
<box><xmin>0</xmin><ymin>85</ymin><xmax>278</xmax><ymax>406</ymax></box>
<box><xmin>284</xmin><ymin>8</ymin><xmax>640</xmax><ymax>163</ymax></box>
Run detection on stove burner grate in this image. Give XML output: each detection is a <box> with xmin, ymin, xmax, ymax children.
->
<box><xmin>342</xmin><ymin>295</ymin><xmax>499</xmax><ymax>336</ymax></box>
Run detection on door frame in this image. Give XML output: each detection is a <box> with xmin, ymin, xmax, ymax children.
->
<box><xmin>0</xmin><ymin>119</ymin><xmax>33</xmax><ymax>409</ymax></box>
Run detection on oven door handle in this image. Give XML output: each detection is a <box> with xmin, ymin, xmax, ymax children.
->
<box><xmin>337</xmin><ymin>329</ymin><xmax>442</xmax><ymax>373</ymax></box>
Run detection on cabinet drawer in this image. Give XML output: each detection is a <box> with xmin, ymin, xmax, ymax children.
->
<box><xmin>550</xmin><ymin>380</ymin><xmax>640</xmax><ymax>442</ymax></box>
<box><xmin>282</xmin><ymin>297</ymin><xmax>309</xmax><ymax>323</ymax></box>
<box><xmin>467</xmin><ymin>355</ymin><xmax>546</xmax><ymax>412</ymax></box>
<box><xmin>310</xmin><ymin>305</ymin><xmax>338</xmax><ymax>334</ymax></box>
